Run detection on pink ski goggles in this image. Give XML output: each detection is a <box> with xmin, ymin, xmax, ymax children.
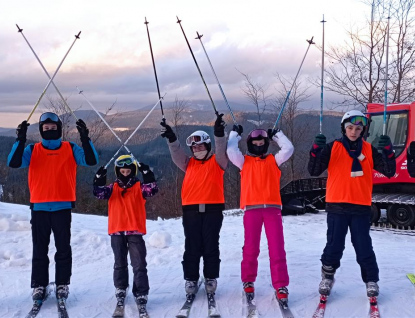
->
<box><xmin>248</xmin><ymin>129</ymin><xmax>268</xmax><ymax>139</ymax></box>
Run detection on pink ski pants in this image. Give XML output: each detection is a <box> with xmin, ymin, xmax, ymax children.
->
<box><xmin>241</xmin><ymin>207</ymin><xmax>289</xmax><ymax>289</ymax></box>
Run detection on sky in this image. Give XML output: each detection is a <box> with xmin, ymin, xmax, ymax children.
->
<box><xmin>0</xmin><ymin>0</ymin><xmax>370</xmax><ymax>128</ymax></box>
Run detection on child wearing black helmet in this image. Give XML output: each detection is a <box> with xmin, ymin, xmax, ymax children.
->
<box><xmin>93</xmin><ymin>155</ymin><xmax>158</xmax><ymax>315</ymax></box>
<box><xmin>227</xmin><ymin>126</ymin><xmax>294</xmax><ymax>305</ymax></box>
<box><xmin>7</xmin><ymin>112</ymin><xmax>98</xmax><ymax>303</ymax></box>
<box><xmin>308</xmin><ymin>110</ymin><xmax>396</xmax><ymax>298</ymax></box>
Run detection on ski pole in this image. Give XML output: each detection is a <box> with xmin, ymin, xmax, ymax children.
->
<box><xmin>25</xmin><ymin>30</ymin><xmax>81</xmax><ymax>122</ymax></box>
<box><xmin>103</xmin><ymin>94</ymin><xmax>165</xmax><ymax>169</ymax></box>
<box><xmin>320</xmin><ymin>17</ymin><xmax>326</xmax><ymax>134</ymax></box>
<box><xmin>144</xmin><ymin>17</ymin><xmax>166</xmax><ymax>123</ymax></box>
<box><xmin>383</xmin><ymin>7</ymin><xmax>391</xmax><ymax>136</ymax></box>
<box><xmin>16</xmin><ymin>25</ymin><xmax>78</xmax><ymax>122</ymax></box>
<box><xmin>195</xmin><ymin>31</ymin><xmax>237</xmax><ymax>125</ymax></box>
<box><xmin>176</xmin><ymin>16</ymin><xmax>218</xmax><ymax>115</ymax></box>
<box><xmin>272</xmin><ymin>36</ymin><xmax>315</xmax><ymax>130</ymax></box>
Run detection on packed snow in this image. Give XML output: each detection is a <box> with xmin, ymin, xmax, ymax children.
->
<box><xmin>0</xmin><ymin>201</ymin><xmax>414</xmax><ymax>318</ymax></box>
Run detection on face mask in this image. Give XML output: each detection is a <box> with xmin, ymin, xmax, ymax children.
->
<box><xmin>118</xmin><ymin>173</ymin><xmax>133</xmax><ymax>185</ymax></box>
<box><xmin>41</xmin><ymin>130</ymin><xmax>61</xmax><ymax>140</ymax></box>
<box><xmin>193</xmin><ymin>150</ymin><xmax>208</xmax><ymax>160</ymax></box>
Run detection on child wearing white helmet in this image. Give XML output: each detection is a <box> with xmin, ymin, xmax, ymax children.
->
<box><xmin>160</xmin><ymin>113</ymin><xmax>228</xmax><ymax>297</ymax></box>
<box><xmin>92</xmin><ymin>155</ymin><xmax>158</xmax><ymax>314</ymax></box>
<box><xmin>227</xmin><ymin>124</ymin><xmax>294</xmax><ymax>305</ymax></box>
<box><xmin>308</xmin><ymin>110</ymin><xmax>396</xmax><ymax>298</ymax></box>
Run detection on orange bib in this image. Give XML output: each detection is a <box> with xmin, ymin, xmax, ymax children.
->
<box><xmin>28</xmin><ymin>142</ymin><xmax>77</xmax><ymax>203</ymax></box>
<box><xmin>240</xmin><ymin>154</ymin><xmax>282</xmax><ymax>209</ymax></box>
<box><xmin>326</xmin><ymin>140</ymin><xmax>373</xmax><ymax>206</ymax></box>
<box><xmin>181</xmin><ymin>155</ymin><xmax>225</xmax><ymax>205</ymax></box>
<box><xmin>108</xmin><ymin>182</ymin><xmax>147</xmax><ymax>234</ymax></box>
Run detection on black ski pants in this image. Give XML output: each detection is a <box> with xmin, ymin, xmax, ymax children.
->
<box><xmin>321</xmin><ymin>211</ymin><xmax>379</xmax><ymax>283</ymax></box>
<box><xmin>111</xmin><ymin>234</ymin><xmax>149</xmax><ymax>296</ymax></box>
<box><xmin>182</xmin><ymin>207</ymin><xmax>224</xmax><ymax>281</ymax></box>
<box><xmin>31</xmin><ymin>209</ymin><xmax>72</xmax><ymax>288</ymax></box>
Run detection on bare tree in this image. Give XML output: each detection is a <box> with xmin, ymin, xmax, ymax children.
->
<box><xmin>170</xmin><ymin>95</ymin><xmax>189</xmax><ymax>140</ymax></box>
<box><xmin>239</xmin><ymin>70</ymin><xmax>272</xmax><ymax>125</ymax></box>
<box><xmin>322</xmin><ymin>0</ymin><xmax>415</xmax><ymax>110</ymax></box>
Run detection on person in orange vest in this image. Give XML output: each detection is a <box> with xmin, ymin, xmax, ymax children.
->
<box><xmin>308</xmin><ymin>110</ymin><xmax>396</xmax><ymax>298</ymax></box>
<box><xmin>93</xmin><ymin>154</ymin><xmax>158</xmax><ymax>314</ymax></box>
<box><xmin>160</xmin><ymin>113</ymin><xmax>228</xmax><ymax>296</ymax></box>
<box><xmin>7</xmin><ymin>112</ymin><xmax>98</xmax><ymax>303</ymax></box>
<box><xmin>226</xmin><ymin>125</ymin><xmax>294</xmax><ymax>304</ymax></box>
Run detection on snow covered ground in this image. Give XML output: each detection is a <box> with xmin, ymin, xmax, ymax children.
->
<box><xmin>0</xmin><ymin>201</ymin><xmax>415</xmax><ymax>318</ymax></box>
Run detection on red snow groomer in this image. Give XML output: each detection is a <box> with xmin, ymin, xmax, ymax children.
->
<box><xmin>366</xmin><ymin>102</ymin><xmax>415</xmax><ymax>227</ymax></box>
<box><xmin>280</xmin><ymin>102</ymin><xmax>415</xmax><ymax>228</ymax></box>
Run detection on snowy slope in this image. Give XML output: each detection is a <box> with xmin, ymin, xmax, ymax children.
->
<box><xmin>0</xmin><ymin>201</ymin><xmax>414</xmax><ymax>318</ymax></box>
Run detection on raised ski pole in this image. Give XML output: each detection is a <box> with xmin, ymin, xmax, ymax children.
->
<box><xmin>25</xmin><ymin>30</ymin><xmax>81</xmax><ymax>122</ymax></box>
<box><xmin>103</xmin><ymin>95</ymin><xmax>165</xmax><ymax>169</ymax></box>
<box><xmin>320</xmin><ymin>17</ymin><xmax>326</xmax><ymax>134</ymax></box>
<box><xmin>272</xmin><ymin>36</ymin><xmax>315</xmax><ymax>130</ymax></box>
<box><xmin>383</xmin><ymin>6</ymin><xmax>391</xmax><ymax>136</ymax></box>
<box><xmin>16</xmin><ymin>24</ymin><xmax>78</xmax><ymax>121</ymax></box>
<box><xmin>195</xmin><ymin>31</ymin><xmax>237</xmax><ymax>125</ymax></box>
<box><xmin>144</xmin><ymin>17</ymin><xmax>166</xmax><ymax>123</ymax></box>
<box><xmin>176</xmin><ymin>16</ymin><xmax>218</xmax><ymax>115</ymax></box>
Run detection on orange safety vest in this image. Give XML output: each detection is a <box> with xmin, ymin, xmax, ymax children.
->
<box><xmin>326</xmin><ymin>140</ymin><xmax>373</xmax><ymax>206</ymax></box>
<box><xmin>181</xmin><ymin>155</ymin><xmax>225</xmax><ymax>205</ymax></box>
<box><xmin>28</xmin><ymin>142</ymin><xmax>77</xmax><ymax>203</ymax></box>
<box><xmin>108</xmin><ymin>182</ymin><xmax>147</xmax><ymax>235</ymax></box>
<box><xmin>240</xmin><ymin>154</ymin><xmax>282</xmax><ymax>209</ymax></box>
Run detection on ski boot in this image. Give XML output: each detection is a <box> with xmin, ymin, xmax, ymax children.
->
<box><xmin>319</xmin><ymin>265</ymin><xmax>335</xmax><ymax>296</ymax></box>
<box><xmin>243</xmin><ymin>282</ymin><xmax>255</xmax><ymax>294</ymax></box>
<box><xmin>366</xmin><ymin>281</ymin><xmax>379</xmax><ymax>297</ymax></box>
<box><xmin>205</xmin><ymin>278</ymin><xmax>217</xmax><ymax>294</ymax></box>
<box><xmin>276</xmin><ymin>286</ymin><xmax>289</xmax><ymax>304</ymax></box>
<box><xmin>32</xmin><ymin>286</ymin><xmax>47</xmax><ymax>301</ymax></box>
<box><xmin>185</xmin><ymin>280</ymin><xmax>199</xmax><ymax>295</ymax></box>
<box><xmin>135</xmin><ymin>294</ymin><xmax>149</xmax><ymax>318</ymax></box>
<box><xmin>56</xmin><ymin>285</ymin><xmax>69</xmax><ymax>300</ymax></box>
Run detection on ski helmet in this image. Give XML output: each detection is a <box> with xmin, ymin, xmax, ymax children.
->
<box><xmin>341</xmin><ymin>110</ymin><xmax>368</xmax><ymax>135</ymax></box>
<box><xmin>39</xmin><ymin>112</ymin><xmax>62</xmax><ymax>140</ymax></box>
<box><xmin>247</xmin><ymin>129</ymin><xmax>269</xmax><ymax>156</ymax></box>
<box><xmin>114</xmin><ymin>154</ymin><xmax>138</xmax><ymax>178</ymax></box>
<box><xmin>186</xmin><ymin>130</ymin><xmax>212</xmax><ymax>153</ymax></box>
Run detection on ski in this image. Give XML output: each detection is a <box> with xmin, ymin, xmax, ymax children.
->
<box><xmin>244</xmin><ymin>292</ymin><xmax>259</xmax><ymax>318</ymax></box>
<box><xmin>25</xmin><ymin>284</ymin><xmax>53</xmax><ymax>318</ymax></box>
<box><xmin>207</xmin><ymin>292</ymin><xmax>220</xmax><ymax>317</ymax></box>
<box><xmin>312</xmin><ymin>295</ymin><xmax>328</xmax><ymax>318</ymax></box>
<box><xmin>176</xmin><ymin>293</ymin><xmax>197</xmax><ymax>318</ymax></box>
<box><xmin>368</xmin><ymin>296</ymin><xmax>380</xmax><ymax>318</ymax></box>
<box><xmin>276</xmin><ymin>297</ymin><xmax>294</xmax><ymax>318</ymax></box>
<box><xmin>57</xmin><ymin>298</ymin><xmax>69</xmax><ymax>318</ymax></box>
<box><xmin>407</xmin><ymin>273</ymin><xmax>415</xmax><ymax>286</ymax></box>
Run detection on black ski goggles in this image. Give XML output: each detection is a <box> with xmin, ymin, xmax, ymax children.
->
<box><xmin>115</xmin><ymin>157</ymin><xmax>135</xmax><ymax>167</ymax></box>
<box><xmin>40</xmin><ymin>112</ymin><xmax>60</xmax><ymax>123</ymax></box>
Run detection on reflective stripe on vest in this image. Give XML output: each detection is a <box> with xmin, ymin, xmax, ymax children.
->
<box><xmin>181</xmin><ymin>155</ymin><xmax>225</xmax><ymax>205</ymax></box>
<box><xmin>326</xmin><ymin>140</ymin><xmax>373</xmax><ymax>206</ymax></box>
<box><xmin>108</xmin><ymin>182</ymin><xmax>147</xmax><ymax>235</ymax></box>
<box><xmin>240</xmin><ymin>154</ymin><xmax>282</xmax><ymax>209</ymax></box>
<box><xmin>28</xmin><ymin>142</ymin><xmax>77</xmax><ymax>203</ymax></box>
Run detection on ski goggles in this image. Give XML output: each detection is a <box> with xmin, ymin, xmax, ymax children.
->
<box><xmin>39</xmin><ymin>112</ymin><xmax>60</xmax><ymax>123</ymax></box>
<box><xmin>186</xmin><ymin>135</ymin><xmax>208</xmax><ymax>146</ymax></box>
<box><xmin>349</xmin><ymin>115</ymin><xmax>368</xmax><ymax>126</ymax></box>
<box><xmin>248</xmin><ymin>129</ymin><xmax>268</xmax><ymax>139</ymax></box>
<box><xmin>115</xmin><ymin>157</ymin><xmax>135</xmax><ymax>167</ymax></box>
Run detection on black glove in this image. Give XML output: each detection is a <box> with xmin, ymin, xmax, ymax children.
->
<box><xmin>93</xmin><ymin>166</ymin><xmax>107</xmax><ymax>186</ymax></box>
<box><xmin>378</xmin><ymin>135</ymin><xmax>394</xmax><ymax>158</ymax></box>
<box><xmin>16</xmin><ymin>120</ymin><xmax>30</xmax><ymax>142</ymax></box>
<box><xmin>408</xmin><ymin>141</ymin><xmax>415</xmax><ymax>159</ymax></box>
<box><xmin>232</xmin><ymin>124</ymin><xmax>243</xmax><ymax>136</ymax></box>
<box><xmin>76</xmin><ymin>119</ymin><xmax>89</xmax><ymax>141</ymax></box>
<box><xmin>267</xmin><ymin>128</ymin><xmax>280</xmax><ymax>139</ymax></box>
<box><xmin>160</xmin><ymin>122</ymin><xmax>177</xmax><ymax>143</ymax></box>
<box><xmin>137</xmin><ymin>162</ymin><xmax>150</xmax><ymax>174</ymax></box>
<box><xmin>214</xmin><ymin>113</ymin><xmax>226</xmax><ymax>137</ymax></box>
<box><xmin>314</xmin><ymin>134</ymin><xmax>326</xmax><ymax>148</ymax></box>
